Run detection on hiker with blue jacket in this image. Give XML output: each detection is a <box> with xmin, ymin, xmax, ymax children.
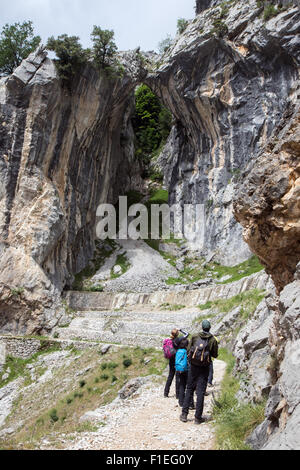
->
<box><xmin>163</xmin><ymin>328</ymin><xmax>189</xmax><ymax>398</ymax></box>
<box><xmin>180</xmin><ymin>320</ymin><xmax>218</xmax><ymax>424</ymax></box>
<box><xmin>175</xmin><ymin>337</ymin><xmax>191</xmax><ymax>407</ymax></box>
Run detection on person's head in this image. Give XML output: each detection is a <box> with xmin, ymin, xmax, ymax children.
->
<box><xmin>170</xmin><ymin>329</ymin><xmax>179</xmax><ymax>339</ymax></box>
<box><xmin>179</xmin><ymin>338</ymin><xmax>189</xmax><ymax>350</ymax></box>
<box><xmin>202</xmin><ymin>320</ymin><xmax>211</xmax><ymax>332</ymax></box>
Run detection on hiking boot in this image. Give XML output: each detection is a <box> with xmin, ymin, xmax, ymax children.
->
<box><xmin>194</xmin><ymin>417</ymin><xmax>205</xmax><ymax>425</ymax></box>
<box><xmin>180</xmin><ymin>413</ymin><xmax>188</xmax><ymax>423</ymax></box>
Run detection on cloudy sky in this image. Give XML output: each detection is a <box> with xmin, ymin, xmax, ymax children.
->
<box><xmin>0</xmin><ymin>0</ymin><xmax>196</xmax><ymax>52</ymax></box>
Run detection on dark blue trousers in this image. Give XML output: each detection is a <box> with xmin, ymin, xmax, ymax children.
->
<box><xmin>182</xmin><ymin>364</ymin><xmax>210</xmax><ymax>420</ymax></box>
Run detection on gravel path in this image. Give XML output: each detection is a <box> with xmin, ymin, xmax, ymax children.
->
<box><xmin>59</xmin><ymin>359</ymin><xmax>226</xmax><ymax>451</ymax></box>
<box><xmin>104</xmin><ymin>239</ymin><xmax>179</xmax><ymax>293</ymax></box>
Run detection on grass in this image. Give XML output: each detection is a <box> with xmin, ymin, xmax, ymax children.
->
<box><xmin>213</xmin><ymin>348</ymin><xmax>267</xmax><ymax>450</ymax></box>
<box><xmin>72</xmin><ymin>239</ymin><xmax>117</xmax><ymax>291</ymax></box>
<box><xmin>148</xmin><ymin>189</ymin><xmax>169</xmax><ymax>204</ymax></box>
<box><xmin>160</xmin><ymin>303</ymin><xmax>186</xmax><ymax>311</ymax></box>
<box><xmin>111</xmin><ymin>253</ymin><xmax>131</xmax><ymax>279</ymax></box>
<box><xmin>165</xmin><ymin>255</ymin><xmax>264</xmax><ymax>286</ymax></box>
<box><xmin>0</xmin><ymin>346</ymin><xmax>167</xmax><ymax>450</ymax></box>
<box><xmin>0</xmin><ymin>343</ymin><xmax>62</xmax><ymax>389</ymax></box>
<box><xmin>197</xmin><ymin>289</ymin><xmax>266</xmax><ymax>318</ymax></box>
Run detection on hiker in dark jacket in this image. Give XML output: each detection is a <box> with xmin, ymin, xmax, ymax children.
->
<box><xmin>180</xmin><ymin>320</ymin><xmax>218</xmax><ymax>424</ymax></box>
<box><xmin>164</xmin><ymin>328</ymin><xmax>189</xmax><ymax>398</ymax></box>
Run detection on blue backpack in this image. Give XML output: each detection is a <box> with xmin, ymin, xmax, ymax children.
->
<box><xmin>175</xmin><ymin>349</ymin><xmax>188</xmax><ymax>372</ymax></box>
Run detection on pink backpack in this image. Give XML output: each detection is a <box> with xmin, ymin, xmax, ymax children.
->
<box><xmin>163</xmin><ymin>338</ymin><xmax>176</xmax><ymax>359</ymax></box>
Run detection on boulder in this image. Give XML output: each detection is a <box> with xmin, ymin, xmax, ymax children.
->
<box><xmin>244</xmin><ymin>314</ymin><xmax>274</xmax><ymax>358</ymax></box>
<box><xmin>118</xmin><ymin>378</ymin><xmax>146</xmax><ymax>400</ymax></box>
<box><xmin>262</xmin><ymin>404</ymin><xmax>300</xmax><ymax>450</ymax></box>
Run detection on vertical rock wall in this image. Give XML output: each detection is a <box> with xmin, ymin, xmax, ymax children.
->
<box><xmin>0</xmin><ymin>47</ymin><xmax>145</xmax><ymax>333</ymax></box>
<box><xmin>147</xmin><ymin>0</ymin><xmax>299</xmax><ymax>265</ymax></box>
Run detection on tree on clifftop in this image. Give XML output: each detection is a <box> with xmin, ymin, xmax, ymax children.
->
<box><xmin>0</xmin><ymin>21</ymin><xmax>41</xmax><ymax>75</ymax></box>
<box><xmin>46</xmin><ymin>34</ymin><xmax>88</xmax><ymax>84</ymax></box>
<box><xmin>91</xmin><ymin>26</ymin><xmax>118</xmax><ymax>68</ymax></box>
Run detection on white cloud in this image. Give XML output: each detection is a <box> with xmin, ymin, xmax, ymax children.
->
<box><xmin>0</xmin><ymin>0</ymin><xmax>195</xmax><ymax>52</ymax></box>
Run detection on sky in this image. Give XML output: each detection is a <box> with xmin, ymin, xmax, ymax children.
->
<box><xmin>0</xmin><ymin>0</ymin><xmax>196</xmax><ymax>52</ymax></box>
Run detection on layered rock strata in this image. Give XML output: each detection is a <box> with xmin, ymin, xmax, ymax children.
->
<box><xmin>148</xmin><ymin>0</ymin><xmax>300</xmax><ymax>265</ymax></box>
<box><xmin>0</xmin><ymin>47</ymin><xmax>145</xmax><ymax>333</ymax></box>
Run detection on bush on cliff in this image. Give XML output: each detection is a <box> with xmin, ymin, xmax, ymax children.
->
<box><xmin>46</xmin><ymin>34</ymin><xmax>89</xmax><ymax>85</ymax></box>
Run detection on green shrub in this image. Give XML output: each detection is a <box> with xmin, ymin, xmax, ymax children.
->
<box><xmin>46</xmin><ymin>34</ymin><xmax>89</xmax><ymax>86</ymax></box>
<box><xmin>263</xmin><ymin>3</ymin><xmax>278</xmax><ymax>20</ymax></box>
<box><xmin>100</xmin><ymin>374</ymin><xmax>109</xmax><ymax>380</ymax></box>
<box><xmin>107</xmin><ymin>362</ymin><xmax>118</xmax><ymax>370</ymax></box>
<box><xmin>88</xmin><ymin>285</ymin><xmax>104</xmax><ymax>292</ymax></box>
<box><xmin>177</xmin><ymin>18</ymin><xmax>189</xmax><ymax>34</ymax></box>
<box><xmin>158</xmin><ymin>35</ymin><xmax>173</xmax><ymax>54</ymax></box>
<box><xmin>123</xmin><ymin>358</ymin><xmax>132</xmax><ymax>368</ymax></box>
<box><xmin>49</xmin><ymin>409</ymin><xmax>59</xmax><ymax>423</ymax></box>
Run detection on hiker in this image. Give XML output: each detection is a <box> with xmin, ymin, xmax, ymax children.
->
<box><xmin>180</xmin><ymin>320</ymin><xmax>218</xmax><ymax>424</ymax></box>
<box><xmin>175</xmin><ymin>337</ymin><xmax>195</xmax><ymax>409</ymax></box>
<box><xmin>163</xmin><ymin>328</ymin><xmax>189</xmax><ymax>398</ymax></box>
<box><xmin>207</xmin><ymin>334</ymin><xmax>220</xmax><ymax>389</ymax></box>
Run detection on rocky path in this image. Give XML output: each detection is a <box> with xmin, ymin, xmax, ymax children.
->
<box><xmin>97</xmin><ymin>239</ymin><xmax>179</xmax><ymax>293</ymax></box>
<box><xmin>60</xmin><ymin>359</ymin><xmax>226</xmax><ymax>451</ymax></box>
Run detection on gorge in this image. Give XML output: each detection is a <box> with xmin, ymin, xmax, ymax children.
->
<box><xmin>0</xmin><ymin>0</ymin><xmax>299</xmax><ymax>450</ymax></box>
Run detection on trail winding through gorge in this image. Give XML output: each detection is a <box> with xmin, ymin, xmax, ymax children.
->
<box><xmin>57</xmin><ymin>359</ymin><xmax>226</xmax><ymax>451</ymax></box>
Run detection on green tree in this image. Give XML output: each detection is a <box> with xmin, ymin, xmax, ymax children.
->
<box><xmin>158</xmin><ymin>35</ymin><xmax>173</xmax><ymax>54</ymax></box>
<box><xmin>177</xmin><ymin>18</ymin><xmax>189</xmax><ymax>34</ymax></box>
<box><xmin>0</xmin><ymin>21</ymin><xmax>41</xmax><ymax>75</ymax></box>
<box><xmin>91</xmin><ymin>26</ymin><xmax>117</xmax><ymax>68</ymax></box>
<box><xmin>133</xmin><ymin>85</ymin><xmax>172</xmax><ymax>164</ymax></box>
<box><xmin>46</xmin><ymin>34</ymin><xmax>88</xmax><ymax>84</ymax></box>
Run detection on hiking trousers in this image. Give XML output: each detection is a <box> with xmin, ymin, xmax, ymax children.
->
<box><xmin>164</xmin><ymin>356</ymin><xmax>180</xmax><ymax>398</ymax></box>
<box><xmin>182</xmin><ymin>364</ymin><xmax>210</xmax><ymax>420</ymax></box>
<box><xmin>208</xmin><ymin>361</ymin><xmax>214</xmax><ymax>385</ymax></box>
<box><xmin>176</xmin><ymin>371</ymin><xmax>188</xmax><ymax>407</ymax></box>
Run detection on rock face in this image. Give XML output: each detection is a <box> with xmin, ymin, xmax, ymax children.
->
<box><xmin>196</xmin><ymin>0</ymin><xmax>221</xmax><ymax>14</ymax></box>
<box><xmin>0</xmin><ymin>46</ymin><xmax>146</xmax><ymax>333</ymax></box>
<box><xmin>148</xmin><ymin>0</ymin><xmax>300</xmax><ymax>265</ymax></box>
<box><xmin>242</xmin><ymin>274</ymin><xmax>300</xmax><ymax>450</ymax></box>
<box><xmin>234</xmin><ymin>100</ymin><xmax>300</xmax><ymax>293</ymax></box>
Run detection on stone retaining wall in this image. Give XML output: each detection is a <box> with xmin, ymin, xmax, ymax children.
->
<box><xmin>0</xmin><ymin>336</ymin><xmax>103</xmax><ymax>366</ymax></box>
<box><xmin>66</xmin><ymin>271</ymin><xmax>271</xmax><ymax>311</ymax></box>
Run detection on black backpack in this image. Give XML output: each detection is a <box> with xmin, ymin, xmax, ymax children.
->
<box><xmin>189</xmin><ymin>337</ymin><xmax>211</xmax><ymax>367</ymax></box>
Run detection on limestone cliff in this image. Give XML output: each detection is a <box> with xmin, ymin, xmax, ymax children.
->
<box><xmin>0</xmin><ymin>47</ymin><xmax>145</xmax><ymax>334</ymax></box>
<box><xmin>234</xmin><ymin>100</ymin><xmax>300</xmax><ymax>293</ymax></box>
<box><xmin>148</xmin><ymin>0</ymin><xmax>299</xmax><ymax>265</ymax></box>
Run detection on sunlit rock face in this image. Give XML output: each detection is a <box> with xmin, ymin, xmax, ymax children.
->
<box><xmin>147</xmin><ymin>0</ymin><xmax>300</xmax><ymax>265</ymax></box>
<box><xmin>0</xmin><ymin>47</ymin><xmax>146</xmax><ymax>333</ymax></box>
<box><xmin>234</xmin><ymin>103</ymin><xmax>300</xmax><ymax>293</ymax></box>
